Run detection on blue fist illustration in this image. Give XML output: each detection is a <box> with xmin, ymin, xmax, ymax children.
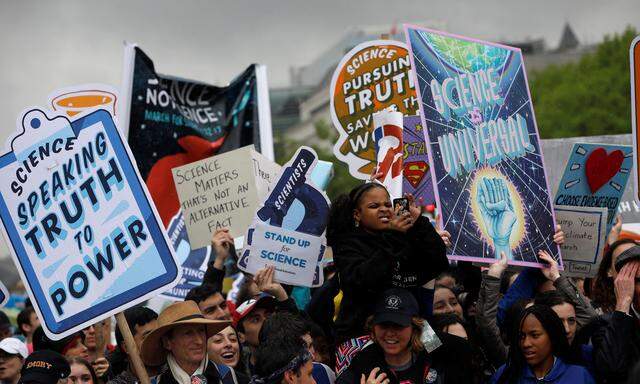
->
<box><xmin>477</xmin><ymin>177</ymin><xmax>517</xmax><ymax>260</ymax></box>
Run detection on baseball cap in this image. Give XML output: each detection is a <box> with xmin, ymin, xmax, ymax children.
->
<box><xmin>0</xmin><ymin>337</ymin><xmax>28</xmax><ymax>358</ymax></box>
<box><xmin>372</xmin><ymin>288</ymin><xmax>419</xmax><ymax>327</ymax></box>
<box><xmin>231</xmin><ymin>293</ymin><xmax>276</xmax><ymax>327</ymax></box>
<box><xmin>615</xmin><ymin>244</ymin><xmax>640</xmax><ymax>272</ymax></box>
<box><xmin>18</xmin><ymin>350</ymin><xmax>70</xmax><ymax>384</ymax></box>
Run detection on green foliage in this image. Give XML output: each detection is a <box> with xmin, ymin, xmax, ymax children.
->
<box><xmin>273</xmin><ymin>119</ymin><xmax>359</xmax><ymax>201</ymax></box>
<box><xmin>530</xmin><ymin>27</ymin><xmax>637</xmax><ymax>138</ymax></box>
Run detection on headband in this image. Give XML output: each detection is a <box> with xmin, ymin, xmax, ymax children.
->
<box><xmin>249</xmin><ymin>349</ymin><xmax>313</xmax><ymax>384</ymax></box>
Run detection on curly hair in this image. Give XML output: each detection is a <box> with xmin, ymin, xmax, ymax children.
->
<box><xmin>326</xmin><ymin>183</ymin><xmax>388</xmax><ymax>246</ymax></box>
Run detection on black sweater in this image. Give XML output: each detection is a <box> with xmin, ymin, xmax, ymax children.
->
<box><xmin>333</xmin><ymin>216</ymin><xmax>448</xmax><ymax>342</ymax></box>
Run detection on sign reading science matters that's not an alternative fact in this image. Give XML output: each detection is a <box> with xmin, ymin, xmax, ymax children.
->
<box><xmin>0</xmin><ymin>97</ymin><xmax>181</xmax><ymax>339</ymax></box>
<box><xmin>172</xmin><ymin>145</ymin><xmax>280</xmax><ymax>249</ymax></box>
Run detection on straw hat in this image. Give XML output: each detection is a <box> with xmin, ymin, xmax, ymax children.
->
<box><xmin>140</xmin><ymin>301</ymin><xmax>230</xmax><ymax>366</ymax></box>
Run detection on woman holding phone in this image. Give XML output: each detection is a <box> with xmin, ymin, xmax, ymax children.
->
<box><xmin>327</xmin><ymin>182</ymin><xmax>448</xmax><ymax>373</ymax></box>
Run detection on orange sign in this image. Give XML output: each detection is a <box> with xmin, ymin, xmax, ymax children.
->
<box><xmin>49</xmin><ymin>84</ymin><xmax>117</xmax><ymax>118</ymax></box>
<box><xmin>330</xmin><ymin>40</ymin><xmax>419</xmax><ymax>179</ymax></box>
<box><xmin>631</xmin><ymin>36</ymin><xmax>640</xmax><ymax>202</ymax></box>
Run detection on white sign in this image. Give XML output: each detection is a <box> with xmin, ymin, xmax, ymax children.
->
<box><xmin>0</xmin><ymin>89</ymin><xmax>181</xmax><ymax>340</ymax></box>
<box><xmin>238</xmin><ymin>147</ymin><xmax>330</xmax><ymax>287</ymax></box>
<box><xmin>554</xmin><ymin>206</ymin><xmax>608</xmax><ymax>277</ymax></box>
<box><xmin>172</xmin><ymin>145</ymin><xmax>281</xmax><ymax>249</ymax></box>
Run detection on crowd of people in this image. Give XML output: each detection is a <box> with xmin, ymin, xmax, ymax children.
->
<box><xmin>1</xmin><ymin>182</ymin><xmax>640</xmax><ymax>383</ymax></box>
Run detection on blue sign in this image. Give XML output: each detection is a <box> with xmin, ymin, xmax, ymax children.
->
<box><xmin>555</xmin><ymin>143</ymin><xmax>632</xmax><ymax>232</ymax></box>
<box><xmin>405</xmin><ymin>25</ymin><xmax>559</xmax><ymax>267</ymax></box>
<box><xmin>238</xmin><ymin>147</ymin><xmax>330</xmax><ymax>287</ymax></box>
<box><xmin>0</xmin><ymin>106</ymin><xmax>181</xmax><ymax>339</ymax></box>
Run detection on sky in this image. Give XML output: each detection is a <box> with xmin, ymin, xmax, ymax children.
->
<box><xmin>0</xmin><ymin>0</ymin><xmax>636</xmax><ymax>265</ymax></box>
<box><xmin>1</xmin><ymin>0</ymin><xmax>639</xmax><ymax>144</ymax></box>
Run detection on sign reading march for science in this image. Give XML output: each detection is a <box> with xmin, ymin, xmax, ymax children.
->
<box><xmin>0</xmin><ymin>98</ymin><xmax>180</xmax><ymax>339</ymax></box>
<box><xmin>405</xmin><ymin>26</ymin><xmax>560</xmax><ymax>267</ymax></box>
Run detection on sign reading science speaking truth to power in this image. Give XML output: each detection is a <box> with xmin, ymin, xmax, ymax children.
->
<box><xmin>331</xmin><ymin>40</ymin><xmax>419</xmax><ymax>180</ymax></box>
<box><xmin>0</xmin><ymin>102</ymin><xmax>181</xmax><ymax>339</ymax></box>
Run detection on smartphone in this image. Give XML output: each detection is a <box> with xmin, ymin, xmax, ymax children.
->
<box><xmin>393</xmin><ymin>197</ymin><xmax>409</xmax><ymax>216</ymax></box>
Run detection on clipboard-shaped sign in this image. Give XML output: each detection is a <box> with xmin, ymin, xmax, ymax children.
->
<box><xmin>0</xmin><ymin>101</ymin><xmax>180</xmax><ymax>339</ymax></box>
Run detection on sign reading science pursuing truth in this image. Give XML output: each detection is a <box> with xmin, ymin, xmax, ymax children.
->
<box><xmin>0</xmin><ymin>95</ymin><xmax>181</xmax><ymax>339</ymax></box>
<box><xmin>331</xmin><ymin>40</ymin><xmax>419</xmax><ymax>180</ymax></box>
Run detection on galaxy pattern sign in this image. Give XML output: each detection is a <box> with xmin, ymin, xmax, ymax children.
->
<box><xmin>402</xmin><ymin>116</ymin><xmax>435</xmax><ymax>206</ymax></box>
<box><xmin>405</xmin><ymin>26</ymin><xmax>559</xmax><ymax>266</ymax></box>
<box><xmin>555</xmin><ymin>143</ymin><xmax>632</xmax><ymax>233</ymax></box>
<box><xmin>0</xmin><ymin>101</ymin><xmax>180</xmax><ymax>339</ymax></box>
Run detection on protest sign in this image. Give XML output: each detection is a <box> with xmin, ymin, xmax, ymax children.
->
<box><xmin>373</xmin><ymin>108</ymin><xmax>404</xmax><ymax>199</ymax></box>
<box><xmin>238</xmin><ymin>147</ymin><xmax>330</xmax><ymax>287</ymax></box>
<box><xmin>121</xmin><ymin>44</ymin><xmax>272</xmax><ymax>300</ymax></box>
<box><xmin>554</xmin><ymin>206</ymin><xmax>607</xmax><ymax>278</ymax></box>
<box><xmin>0</xmin><ymin>282</ymin><xmax>8</xmax><ymax>308</ymax></box>
<box><xmin>172</xmin><ymin>145</ymin><xmax>281</xmax><ymax>249</ymax></box>
<box><xmin>331</xmin><ymin>40</ymin><xmax>419</xmax><ymax>180</ymax></box>
<box><xmin>405</xmin><ymin>26</ymin><xmax>560</xmax><ymax>267</ymax></box>
<box><xmin>403</xmin><ymin>116</ymin><xmax>435</xmax><ymax>206</ymax></box>
<box><xmin>555</xmin><ymin>143</ymin><xmax>632</xmax><ymax>233</ymax></box>
<box><xmin>631</xmin><ymin>35</ymin><xmax>640</xmax><ymax>203</ymax></box>
<box><xmin>0</xmin><ymin>98</ymin><xmax>180</xmax><ymax>339</ymax></box>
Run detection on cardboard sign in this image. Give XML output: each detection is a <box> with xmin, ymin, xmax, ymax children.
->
<box><xmin>405</xmin><ymin>25</ymin><xmax>560</xmax><ymax>267</ymax></box>
<box><xmin>630</xmin><ymin>35</ymin><xmax>640</xmax><ymax>204</ymax></box>
<box><xmin>554</xmin><ymin>206</ymin><xmax>607</xmax><ymax>278</ymax></box>
<box><xmin>555</xmin><ymin>143</ymin><xmax>632</xmax><ymax>233</ymax></box>
<box><xmin>403</xmin><ymin>116</ymin><xmax>435</xmax><ymax>206</ymax></box>
<box><xmin>331</xmin><ymin>40</ymin><xmax>419</xmax><ymax>180</ymax></box>
<box><xmin>238</xmin><ymin>147</ymin><xmax>330</xmax><ymax>287</ymax></box>
<box><xmin>0</xmin><ymin>97</ymin><xmax>180</xmax><ymax>339</ymax></box>
<box><xmin>172</xmin><ymin>145</ymin><xmax>280</xmax><ymax>249</ymax></box>
<box><xmin>373</xmin><ymin>108</ymin><xmax>404</xmax><ymax>199</ymax></box>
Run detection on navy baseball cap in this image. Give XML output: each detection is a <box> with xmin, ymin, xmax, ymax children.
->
<box><xmin>372</xmin><ymin>288</ymin><xmax>419</xmax><ymax>327</ymax></box>
<box><xmin>19</xmin><ymin>350</ymin><xmax>70</xmax><ymax>383</ymax></box>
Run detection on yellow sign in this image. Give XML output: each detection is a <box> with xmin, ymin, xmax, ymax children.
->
<box><xmin>330</xmin><ymin>40</ymin><xmax>419</xmax><ymax>179</ymax></box>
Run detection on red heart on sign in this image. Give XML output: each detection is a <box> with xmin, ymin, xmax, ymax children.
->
<box><xmin>585</xmin><ymin>148</ymin><xmax>624</xmax><ymax>193</ymax></box>
<box><xmin>404</xmin><ymin>161</ymin><xmax>429</xmax><ymax>188</ymax></box>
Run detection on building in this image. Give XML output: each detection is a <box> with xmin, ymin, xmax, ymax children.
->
<box><xmin>271</xmin><ymin>23</ymin><xmax>596</xmax><ymax>155</ymax></box>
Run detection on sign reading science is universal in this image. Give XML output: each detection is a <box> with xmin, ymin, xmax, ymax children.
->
<box><xmin>331</xmin><ymin>40</ymin><xmax>419</xmax><ymax>180</ymax></box>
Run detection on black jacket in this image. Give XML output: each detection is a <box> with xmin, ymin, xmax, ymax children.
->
<box><xmin>336</xmin><ymin>333</ymin><xmax>474</xmax><ymax>384</ymax></box>
<box><xmin>333</xmin><ymin>216</ymin><xmax>448</xmax><ymax>342</ymax></box>
<box><xmin>592</xmin><ymin>310</ymin><xmax>640</xmax><ymax>384</ymax></box>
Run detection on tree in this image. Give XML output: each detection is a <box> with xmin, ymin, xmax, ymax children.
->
<box><xmin>530</xmin><ymin>27</ymin><xmax>637</xmax><ymax>138</ymax></box>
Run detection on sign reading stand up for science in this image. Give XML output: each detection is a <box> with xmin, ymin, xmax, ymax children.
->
<box><xmin>0</xmin><ymin>86</ymin><xmax>181</xmax><ymax>340</ymax></box>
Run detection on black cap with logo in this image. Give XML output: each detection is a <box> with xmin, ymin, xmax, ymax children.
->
<box><xmin>372</xmin><ymin>288</ymin><xmax>419</xmax><ymax>327</ymax></box>
<box><xmin>19</xmin><ymin>350</ymin><xmax>70</xmax><ymax>384</ymax></box>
